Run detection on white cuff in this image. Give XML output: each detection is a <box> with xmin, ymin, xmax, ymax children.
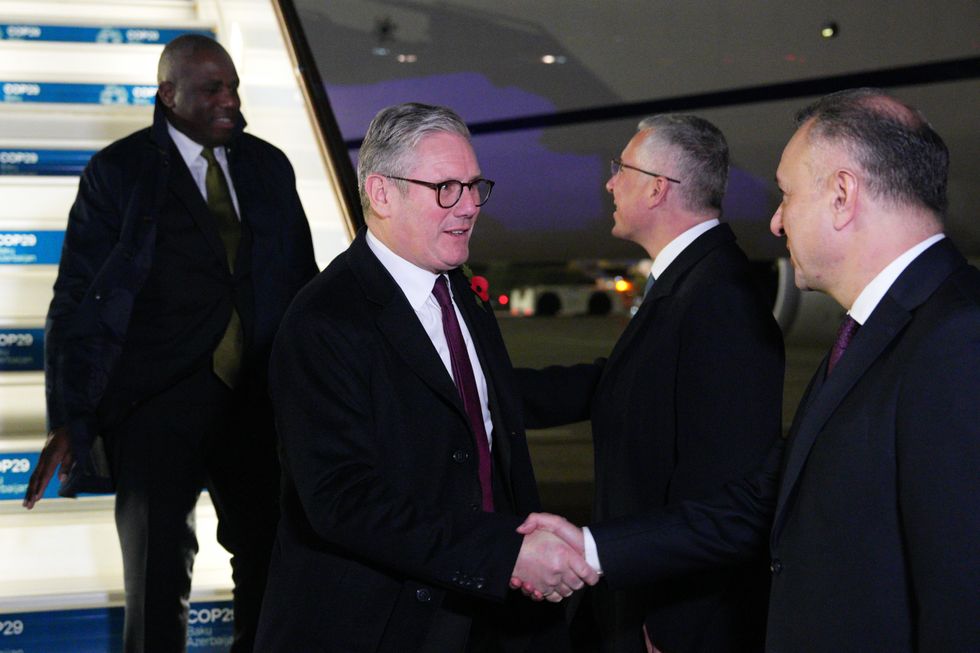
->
<box><xmin>582</xmin><ymin>526</ymin><xmax>603</xmax><ymax>575</ymax></box>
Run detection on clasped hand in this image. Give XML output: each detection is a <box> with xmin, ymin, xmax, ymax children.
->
<box><xmin>510</xmin><ymin>513</ymin><xmax>598</xmax><ymax>602</ymax></box>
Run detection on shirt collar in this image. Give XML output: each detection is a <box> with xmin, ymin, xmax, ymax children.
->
<box><xmin>366</xmin><ymin>229</ymin><xmax>442</xmax><ymax>310</ymax></box>
<box><xmin>848</xmin><ymin>233</ymin><xmax>945</xmax><ymax>324</ymax></box>
<box><xmin>651</xmin><ymin>219</ymin><xmax>720</xmax><ymax>280</ymax></box>
<box><xmin>166</xmin><ymin>121</ymin><xmax>226</xmax><ymax>169</ymax></box>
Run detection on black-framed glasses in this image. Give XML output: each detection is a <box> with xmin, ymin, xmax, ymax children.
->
<box><xmin>610</xmin><ymin>158</ymin><xmax>681</xmax><ymax>184</ymax></box>
<box><xmin>386</xmin><ymin>175</ymin><xmax>495</xmax><ymax>208</ymax></box>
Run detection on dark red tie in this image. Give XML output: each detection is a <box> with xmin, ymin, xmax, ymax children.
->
<box><xmin>432</xmin><ymin>276</ymin><xmax>494</xmax><ymax>511</ymax></box>
<box><xmin>827</xmin><ymin>315</ymin><xmax>860</xmax><ymax>376</ymax></box>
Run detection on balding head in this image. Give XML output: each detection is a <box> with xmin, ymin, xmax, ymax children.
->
<box><xmin>795</xmin><ymin>88</ymin><xmax>948</xmax><ymax>220</ymax></box>
<box><xmin>158</xmin><ymin>34</ymin><xmax>230</xmax><ymax>85</ymax></box>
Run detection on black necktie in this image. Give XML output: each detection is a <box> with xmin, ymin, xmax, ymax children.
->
<box><xmin>432</xmin><ymin>276</ymin><xmax>494</xmax><ymax>511</ymax></box>
<box><xmin>641</xmin><ymin>273</ymin><xmax>656</xmax><ymax>303</ymax></box>
<box><xmin>201</xmin><ymin>147</ymin><xmax>243</xmax><ymax>388</ymax></box>
<box><xmin>827</xmin><ymin>315</ymin><xmax>859</xmax><ymax>376</ymax></box>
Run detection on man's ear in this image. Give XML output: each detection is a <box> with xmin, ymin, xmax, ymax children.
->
<box><xmin>645</xmin><ymin>176</ymin><xmax>670</xmax><ymax>210</ymax></box>
<box><xmin>364</xmin><ymin>174</ymin><xmax>392</xmax><ymax>218</ymax></box>
<box><xmin>831</xmin><ymin>168</ymin><xmax>858</xmax><ymax>231</ymax></box>
<box><xmin>157</xmin><ymin>81</ymin><xmax>175</xmax><ymax>109</ymax></box>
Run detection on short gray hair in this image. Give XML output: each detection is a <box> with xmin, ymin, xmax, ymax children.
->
<box><xmin>357</xmin><ymin>102</ymin><xmax>471</xmax><ymax>215</ymax></box>
<box><xmin>636</xmin><ymin>114</ymin><xmax>729</xmax><ymax>214</ymax></box>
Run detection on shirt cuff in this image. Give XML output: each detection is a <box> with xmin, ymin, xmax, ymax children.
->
<box><xmin>582</xmin><ymin>526</ymin><xmax>603</xmax><ymax>575</ymax></box>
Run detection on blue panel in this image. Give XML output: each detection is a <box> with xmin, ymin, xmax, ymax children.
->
<box><xmin>0</xmin><ymin>328</ymin><xmax>43</xmax><ymax>371</ymax></box>
<box><xmin>0</xmin><ymin>451</ymin><xmax>60</xmax><ymax>502</ymax></box>
<box><xmin>0</xmin><ymin>601</ymin><xmax>233</xmax><ymax>652</ymax></box>
<box><xmin>0</xmin><ymin>24</ymin><xmax>213</xmax><ymax>45</ymax></box>
<box><xmin>0</xmin><ymin>449</ymin><xmax>114</xmax><ymax>502</ymax></box>
<box><xmin>0</xmin><ymin>231</ymin><xmax>65</xmax><ymax>264</ymax></box>
<box><xmin>0</xmin><ymin>82</ymin><xmax>157</xmax><ymax>106</ymax></box>
<box><xmin>0</xmin><ymin>149</ymin><xmax>95</xmax><ymax>176</ymax></box>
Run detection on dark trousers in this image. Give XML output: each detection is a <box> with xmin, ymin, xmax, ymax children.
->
<box><xmin>104</xmin><ymin>365</ymin><xmax>280</xmax><ymax>653</ymax></box>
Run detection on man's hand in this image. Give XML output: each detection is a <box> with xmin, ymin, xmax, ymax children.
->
<box><xmin>23</xmin><ymin>426</ymin><xmax>73</xmax><ymax>509</ymax></box>
<box><xmin>510</xmin><ymin>516</ymin><xmax>598</xmax><ymax>601</ymax></box>
<box><xmin>510</xmin><ymin>512</ymin><xmax>599</xmax><ymax>601</ymax></box>
<box><xmin>516</xmin><ymin>512</ymin><xmax>585</xmax><ymax>549</ymax></box>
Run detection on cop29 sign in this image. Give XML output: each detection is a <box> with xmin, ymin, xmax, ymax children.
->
<box><xmin>0</xmin><ymin>149</ymin><xmax>94</xmax><ymax>176</ymax></box>
<box><xmin>0</xmin><ymin>329</ymin><xmax>43</xmax><ymax>371</ymax></box>
<box><xmin>0</xmin><ymin>231</ymin><xmax>64</xmax><ymax>264</ymax></box>
<box><xmin>0</xmin><ymin>600</ymin><xmax>233</xmax><ymax>651</ymax></box>
<box><xmin>0</xmin><ymin>81</ymin><xmax>157</xmax><ymax>105</ymax></box>
<box><xmin>0</xmin><ymin>23</ymin><xmax>213</xmax><ymax>44</ymax></box>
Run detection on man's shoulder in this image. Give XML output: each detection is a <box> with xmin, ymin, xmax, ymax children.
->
<box><xmin>678</xmin><ymin>237</ymin><xmax>756</xmax><ymax>295</ymax></box>
<box><xmin>90</xmin><ymin>126</ymin><xmax>156</xmax><ymax>166</ymax></box>
<box><xmin>287</xmin><ymin>248</ymin><xmax>365</xmax><ymax>317</ymax></box>
<box><xmin>912</xmin><ymin>262</ymin><xmax>980</xmax><ymax>329</ymax></box>
<box><xmin>232</xmin><ymin>132</ymin><xmax>289</xmax><ymax>164</ymax></box>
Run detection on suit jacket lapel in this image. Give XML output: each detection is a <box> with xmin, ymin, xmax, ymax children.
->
<box><xmin>347</xmin><ymin>232</ymin><xmax>465</xmax><ymax>415</ymax></box>
<box><xmin>604</xmin><ymin>223</ymin><xmax>735</xmax><ymax>372</ymax></box>
<box><xmin>167</xmin><ymin>145</ymin><xmax>229</xmax><ymax>266</ymax></box>
<box><xmin>771</xmin><ymin>238</ymin><xmax>965</xmax><ymax>544</ymax></box>
<box><xmin>772</xmin><ymin>299</ymin><xmax>909</xmax><ymax>542</ymax></box>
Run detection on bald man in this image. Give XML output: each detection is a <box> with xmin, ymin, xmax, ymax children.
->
<box><xmin>25</xmin><ymin>35</ymin><xmax>317</xmax><ymax>652</ymax></box>
<box><xmin>518</xmin><ymin>88</ymin><xmax>980</xmax><ymax>652</ymax></box>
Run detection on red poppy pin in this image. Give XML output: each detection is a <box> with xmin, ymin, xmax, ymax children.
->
<box><xmin>462</xmin><ymin>264</ymin><xmax>490</xmax><ymax>308</ymax></box>
<box><xmin>470</xmin><ymin>275</ymin><xmax>490</xmax><ymax>303</ymax></box>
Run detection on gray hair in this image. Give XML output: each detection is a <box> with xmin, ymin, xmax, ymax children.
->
<box><xmin>796</xmin><ymin>88</ymin><xmax>948</xmax><ymax>217</ymax></box>
<box><xmin>636</xmin><ymin>114</ymin><xmax>729</xmax><ymax>214</ymax></box>
<box><xmin>357</xmin><ymin>102</ymin><xmax>471</xmax><ymax>215</ymax></box>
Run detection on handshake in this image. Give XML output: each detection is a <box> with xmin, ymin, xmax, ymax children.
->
<box><xmin>509</xmin><ymin>513</ymin><xmax>600</xmax><ymax>603</ymax></box>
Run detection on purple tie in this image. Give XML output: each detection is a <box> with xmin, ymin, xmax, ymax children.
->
<box><xmin>432</xmin><ymin>276</ymin><xmax>494</xmax><ymax>511</ymax></box>
<box><xmin>827</xmin><ymin>315</ymin><xmax>860</xmax><ymax>376</ymax></box>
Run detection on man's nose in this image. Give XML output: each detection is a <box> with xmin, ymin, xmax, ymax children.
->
<box><xmin>454</xmin><ymin>186</ymin><xmax>478</xmax><ymax>216</ymax></box>
<box><xmin>770</xmin><ymin>207</ymin><xmax>784</xmax><ymax>237</ymax></box>
<box><xmin>219</xmin><ymin>87</ymin><xmax>240</xmax><ymax>109</ymax></box>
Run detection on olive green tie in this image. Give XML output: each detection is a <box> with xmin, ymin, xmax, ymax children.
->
<box><xmin>202</xmin><ymin>146</ymin><xmax>243</xmax><ymax>388</ymax></box>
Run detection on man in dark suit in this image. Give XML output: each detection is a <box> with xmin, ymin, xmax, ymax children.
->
<box><xmin>516</xmin><ymin>89</ymin><xmax>980</xmax><ymax>652</ymax></box>
<box><xmin>23</xmin><ymin>35</ymin><xmax>317</xmax><ymax>652</ymax></box>
<box><xmin>521</xmin><ymin>115</ymin><xmax>783</xmax><ymax>653</ymax></box>
<box><xmin>254</xmin><ymin>102</ymin><xmax>598</xmax><ymax>652</ymax></box>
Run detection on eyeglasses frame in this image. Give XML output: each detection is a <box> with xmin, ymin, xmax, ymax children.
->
<box><xmin>610</xmin><ymin>158</ymin><xmax>681</xmax><ymax>185</ymax></box>
<box><xmin>385</xmin><ymin>175</ymin><xmax>495</xmax><ymax>208</ymax></box>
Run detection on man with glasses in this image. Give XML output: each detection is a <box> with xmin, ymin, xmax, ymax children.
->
<box><xmin>520</xmin><ymin>114</ymin><xmax>783</xmax><ymax>653</ymax></box>
<box><xmin>255</xmin><ymin>102</ymin><xmax>598</xmax><ymax>652</ymax></box>
<box><xmin>518</xmin><ymin>90</ymin><xmax>980</xmax><ymax>652</ymax></box>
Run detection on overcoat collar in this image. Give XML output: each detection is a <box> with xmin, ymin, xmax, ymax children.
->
<box><xmin>345</xmin><ymin>228</ymin><xmax>485</xmax><ymax>425</ymax></box>
<box><xmin>346</xmin><ymin>228</ymin><xmax>516</xmax><ymax>503</ymax></box>
<box><xmin>771</xmin><ymin>238</ymin><xmax>967</xmax><ymax>544</ymax></box>
<box><xmin>150</xmin><ymin>97</ymin><xmax>249</xmax><ymax>271</ymax></box>
<box><xmin>605</xmin><ymin>223</ymin><xmax>735</xmax><ymax>371</ymax></box>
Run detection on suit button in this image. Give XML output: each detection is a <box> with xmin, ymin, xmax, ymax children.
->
<box><xmin>416</xmin><ymin>588</ymin><xmax>431</xmax><ymax>602</ymax></box>
<box><xmin>452</xmin><ymin>450</ymin><xmax>469</xmax><ymax>464</ymax></box>
<box><xmin>469</xmin><ymin>503</ymin><xmax>480</xmax><ymax>512</ymax></box>
<box><xmin>770</xmin><ymin>559</ymin><xmax>782</xmax><ymax>575</ymax></box>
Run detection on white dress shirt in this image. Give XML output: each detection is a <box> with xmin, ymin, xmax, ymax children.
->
<box><xmin>167</xmin><ymin>121</ymin><xmax>241</xmax><ymax>219</ymax></box>
<box><xmin>650</xmin><ymin>219</ymin><xmax>720</xmax><ymax>281</ymax></box>
<box><xmin>582</xmin><ymin>231</ymin><xmax>946</xmax><ymax>573</ymax></box>
<box><xmin>366</xmin><ymin>229</ymin><xmax>493</xmax><ymax>448</ymax></box>
<box><xmin>847</xmin><ymin>233</ymin><xmax>945</xmax><ymax>324</ymax></box>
